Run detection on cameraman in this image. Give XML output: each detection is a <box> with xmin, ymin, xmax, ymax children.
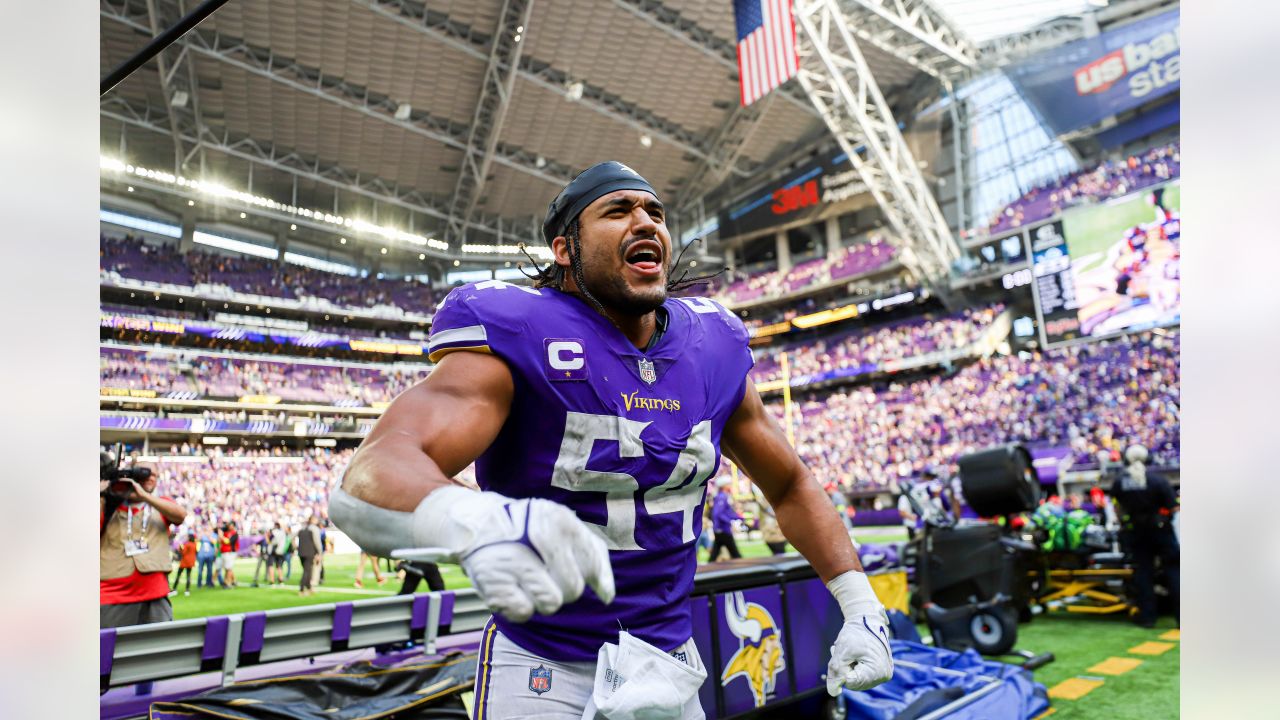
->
<box><xmin>100</xmin><ymin>462</ymin><xmax>188</xmax><ymax>628</ymax></box>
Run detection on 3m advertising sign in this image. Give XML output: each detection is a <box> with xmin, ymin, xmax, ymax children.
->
<box><xmin>1006</xmin><ymin>8</ymin><xmax>1179</xmax><ymax>135</ymax></box>
<box><xmin>717</xmin><ymin>148</ymin><xmax>866</xmax><ymax>238</ymax></box>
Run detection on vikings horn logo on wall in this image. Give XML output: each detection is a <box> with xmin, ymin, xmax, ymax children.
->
<box><xmin>721</xmin><ymin>592</ymin><xmax>786</xmax><ymax>707</ymax></box>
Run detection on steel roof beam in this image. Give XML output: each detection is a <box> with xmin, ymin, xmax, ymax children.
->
<box><xmin>142</xmin><ymin>0</ymin><xmax>209</xmax><ymax>175</ymax></box>
<box><xmin>793</xmin><ymin>0</ymin><xmax>961</xmax><ymax>289</ymax></box>
<box><xmin>355</xmin><ymin>0</ymin><xmax>716</xmax><ymax>163</ymax></box>
<box><xmin>674</xmin><ymin>96</ymin><xmax>774</xmax><ymax>213</ymax></box>
<box><xmin>102</xmin><ymin>2</ymin><xmax>575</xmax><ymax>188</ymax></box>
<box><xmin>101</xmin><ymin>95</ymin><xmax>539</xmax><ymax>245</ymax></box>
<box><xmin>447</xmin><ymin>0</ymin><xmax>536</xmax><ymax>244</ymax></box>
<box><xmin>974</xmin><ymin>16</ymin><xmax>1086</xmax><ymax>68</ymax></box>
<box><xmin>606</xmin><ymin>0</ymin><xmax>819</xmax><ymax>118</ymax></box>
<box><xmin>843</xmin><ymin>0</ymin><xmax>978</xmax><ymax>78</ymax></box>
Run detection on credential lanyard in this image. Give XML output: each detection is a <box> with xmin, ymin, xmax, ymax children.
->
<box><xmin>123</xmin><ymin>503</ymin><xmax>152</xmax><ymax>539</ymax></box>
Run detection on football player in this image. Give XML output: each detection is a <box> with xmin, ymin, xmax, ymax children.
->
<box><xmin>330</xmin><ymin>162</ymin><xmax>893</xmax><ymax>718</ymax></box>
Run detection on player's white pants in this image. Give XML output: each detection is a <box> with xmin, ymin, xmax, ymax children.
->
<box><xmin>471</xmin><ymin>619</ymin><xmax>706</xmax><ymax>720</ymax></box>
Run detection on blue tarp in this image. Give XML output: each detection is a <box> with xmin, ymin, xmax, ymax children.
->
<box><xmin>843</xmin><ymin>641</ymin><xmax>1050</xmax><ymax>720</ymax></box>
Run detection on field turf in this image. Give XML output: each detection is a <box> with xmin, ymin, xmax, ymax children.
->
<box><xmin>163</xmin><ymin>527</ymin><xmax>1177</xmax><ymax>719</ymax></box>
<box><xmin>170</xmin><ymin>528</ymin><xmax>909</xmax><ymax>621</ymax></box>
<box><xmin>1014</xmin><ymin>613</ymin><xmax>1179</xmax><ymax>719</ymax></box>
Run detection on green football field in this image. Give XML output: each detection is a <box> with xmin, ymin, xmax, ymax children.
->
<box><xmin>1064</xmin><ymin>182</ymin><xmax>1180</xmax><ymax>273</ymax></box>
<box><xmin>1013</xmin><ymin>614</ymin><xmax>1180</xmax><ymax>719</ymax></box>
<box><xmin>169</xmin><ymin>528</ymin><xmax>910</xmax><ymax>621</ymax></box>
<box><xmin>164</xmin><ymin>528</ymin><xmax>1177</xmax><ymax>720</ymax></box>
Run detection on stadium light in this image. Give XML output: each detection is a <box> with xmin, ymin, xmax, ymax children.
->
<box><xmin>193</xmin><ymin>230</ymin><xmax>278</xmax><ymax>259</ymax></box>
<box><xmin>283</xmin><ymin>251</ymin><xmax>359</xmax><ymax>276</ymax></box>
<box><xmin>99</xmin><ymin>154</ymin><xmax>451</xmax><ymax>253</ymax></box>
<box><xmin>100</xmin><ymin>209</ymin><xmax>181</xmax><ymax>238</ymax></box>
<box><xmin>461</xmin><ymin>243</ymin><xmax>554</xmax><ymax>260</ymax></box>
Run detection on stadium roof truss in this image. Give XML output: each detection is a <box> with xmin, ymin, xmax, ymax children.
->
<box><xmin>99</xmin><ymin>0</ymin><xmax>973</xmax><ymax>269</ymax></box>
<box><xmin>793</xmin><ymin>0</ymin><xmax>975</xmax><ymax>286</ymax></box>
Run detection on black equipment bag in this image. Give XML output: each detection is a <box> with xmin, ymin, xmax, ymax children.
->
<box><xmin>149</xmin><ymin>651</ymin><xmax>475</xmax><ymax>720</ymax></box>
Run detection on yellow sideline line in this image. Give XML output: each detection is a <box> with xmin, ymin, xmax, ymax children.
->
<box><xmin>1128</xmin><ymin>641</ymin><xmax>1176</xmax><ymax>656</ymax></box>
<box><xmin>1047</xmin><ymin>677</ymin><xmax>1105</xmax><ymax>700</ymax></box>
<box><xmin>1088</xmin><ymin>657</ymin><xmax>1144</xmax><ymax>676</ymax></box>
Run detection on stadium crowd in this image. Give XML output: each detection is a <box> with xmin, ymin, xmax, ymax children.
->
<box><xmin>101</xmin><ymin>234</ymin><xmax>438</xmax><ymax>315</ymax></box>
<box><xmin>101</xmin><ymin>347</ymin><xmax>426</xmax><ymax>405</ymax></box>
<box><xmin>153</xmin><ymin>447</ymin><xmax>349</xmax><ymax>557</ymax></box>
<box><xmin>984</xmin><ymin>141</ymin><xmax>1180</xmax><ymax>235</ymax></box>
<box><xmin>772</xmin><ymin>329</ymin><xmax>1180</xmax><ymax>493</ymax></box>
<box><xmin>750</xmin><ymin>305</ymin><xmax>1003</xmax><ymax>384</ymax></box>
<box><xmin>118</xmin><ymin>327</ymin><xmax>1176</xmax><ymax>550</ymax></box>
<box><xmin>707</xmin><ymin>236</ymin><xmax>896</xmax><ymax>305</ymax></box>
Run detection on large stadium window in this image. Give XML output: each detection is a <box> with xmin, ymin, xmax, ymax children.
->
<box><xmin>964</xmin><ymin>73</ymin><xmax>1078</xmax><ymax>228</ymax></box>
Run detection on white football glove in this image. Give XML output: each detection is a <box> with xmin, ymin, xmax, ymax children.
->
<box><xmin>825</xmin><ymin>570</ymin><xmax>895</xmax><ymax>696</ymax></box>
<box><xmin>409</xmin><ymin>485</ymin><xmax>615</xmax><ymax>623</ymax></box>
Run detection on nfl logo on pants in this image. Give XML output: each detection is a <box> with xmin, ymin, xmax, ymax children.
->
<box><xmin>529</xmin><ymin>665</ymin><xmax>552</xmax><ymax>695</ymax></box>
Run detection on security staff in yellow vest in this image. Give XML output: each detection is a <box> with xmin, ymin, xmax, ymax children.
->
<box><xmin>100</xmin><ymin>462</ymin><xmax>188</xmax><ymax>628</ymax></box>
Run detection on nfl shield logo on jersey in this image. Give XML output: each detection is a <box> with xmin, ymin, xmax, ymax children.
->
<box><xmin>638</xmin><ymin>357</ymin><xmax>657</xmax><ymax>385</ymax></box>
<box><xmin>528</xmin><ymin>665</ymin><xmax>552</xmax><ymax>695</ymax></box>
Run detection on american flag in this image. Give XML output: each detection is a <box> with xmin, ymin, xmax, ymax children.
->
<box><xmin>734</xmin><ymin>0</ymin><xmax>799</xmax><ymax>107</ymax></box>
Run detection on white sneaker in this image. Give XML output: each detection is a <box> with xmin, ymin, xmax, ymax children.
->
<box><xmin>168</xmin><ymin>591</ymin><xmax>178</xmax><ymax>597</ymax></box>
<box><xmin>184</xmin><ymin>591</ymin><xmax>191</xmax><ymax>596</ymax></box>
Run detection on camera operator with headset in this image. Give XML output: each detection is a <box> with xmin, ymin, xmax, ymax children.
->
<box><xmin>100</xmin><ymin>453</ymin><xmax>188</xmax><ymax>628</ymax></box>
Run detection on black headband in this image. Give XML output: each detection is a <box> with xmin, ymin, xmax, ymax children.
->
<box><xmin>542</xmin><ymin>161</ymin><xmax>659</xmax><ymax>245</ymax></box>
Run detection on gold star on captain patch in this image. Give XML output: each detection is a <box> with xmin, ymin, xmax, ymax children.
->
<box><xmin>564</xmin><ymin>370</ymin><xmax>572</xmax><ymax>377</ymax></box>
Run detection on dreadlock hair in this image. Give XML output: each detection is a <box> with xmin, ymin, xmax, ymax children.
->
<box><xmin>517</xmin><ymin>218</ymin><xmax>726</xmax><ymax>313</ymax></box>
<box><xmin>520</xmin><ymin>218</ymin><xmax>606</xmax><ymax>314</ymax></box>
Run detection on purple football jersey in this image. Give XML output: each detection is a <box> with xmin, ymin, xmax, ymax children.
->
<box><xmin>427</xmin><ymin>280</ymin><xmax>754</xmax><ymax>660</ymax></box>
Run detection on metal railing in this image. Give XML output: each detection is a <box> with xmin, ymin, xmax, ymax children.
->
<box><xmin>101</xmin><ymin>588</ymin><xmax>488</xmax><ymax>691</ymax></box>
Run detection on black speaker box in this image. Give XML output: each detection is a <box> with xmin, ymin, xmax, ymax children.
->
<box><xmin>958</xmin><ymin>444</ymin><xmax>1041</xmax><ymax>517</ymax></box>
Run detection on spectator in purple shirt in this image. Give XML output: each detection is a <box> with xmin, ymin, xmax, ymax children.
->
<box><xmin>708</xmin><ymin>477</ymin><xmax>744</xmax><ymax>561</ymax></box>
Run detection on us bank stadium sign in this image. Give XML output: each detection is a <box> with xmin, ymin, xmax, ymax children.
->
<box><xmin>1005</xmin><ymin>8</ymin><xmax>1179</xmax><ymax>135</ymax></box>
<box><xmin>717</xmin><ymin>149</ymin><xmax>867</xmax><ymax>239</ymax></box>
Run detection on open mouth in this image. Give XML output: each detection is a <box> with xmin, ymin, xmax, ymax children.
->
<box><xmin>624</xmin><ymin>239</ymin><xmax>664</xmax><ymax>275</ymax></box>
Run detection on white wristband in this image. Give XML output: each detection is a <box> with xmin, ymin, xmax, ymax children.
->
<box><xmin>328</xmin><ymin>485</ymin><xmax>417</xmax><ymax>558</ymax></box>
<box><xmin>826</xmin><ymin>570</ymin><xmax>883</xmax><ymax>619</ymax></box>
<box><xmin>329</xmin><ymin>483</ymin><xmax>498</xmax><ymax>560</ymax></box>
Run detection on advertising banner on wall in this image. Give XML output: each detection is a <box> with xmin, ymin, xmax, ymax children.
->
<box><xmin>716</xmin><ymin>148</ymin><xmax>867</xmax><ymax>239</ymax></box>
<box><xmin>1005</xmin><ymin>8</ymin><xmax>1179</xmax><ymax>135</ymax></box>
